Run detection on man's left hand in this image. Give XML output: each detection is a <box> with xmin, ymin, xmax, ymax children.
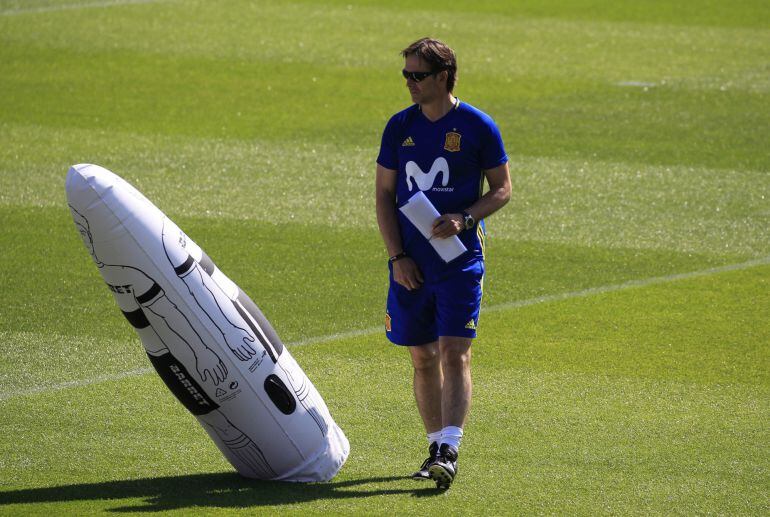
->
<box><xmin>432</xmin><ymin>213</ymin><xmax>464</xmax><ymax>239</ymax></box>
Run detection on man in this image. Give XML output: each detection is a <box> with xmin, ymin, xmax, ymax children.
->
<box><xmin>375</xmin><ymin>37</ymin><xmax>511</xmax><ymax>489</ymax></box>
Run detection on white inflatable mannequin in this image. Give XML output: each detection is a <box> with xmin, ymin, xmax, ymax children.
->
<box><xmin>66</xmin><ymin>164</ymin><xmax>349</xmax><ymax>481</ymax></box>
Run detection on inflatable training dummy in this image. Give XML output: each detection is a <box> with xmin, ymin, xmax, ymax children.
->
<box><xmin>66</xmin><ymin>164</ymin><xmax>349</xmax><ymax>481</ymax></box>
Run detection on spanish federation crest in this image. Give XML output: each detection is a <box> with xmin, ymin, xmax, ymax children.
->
<box><xmin>444</xmin><ymin>131</ymin><xmax>461</xmax><ymax>152</ymax></box>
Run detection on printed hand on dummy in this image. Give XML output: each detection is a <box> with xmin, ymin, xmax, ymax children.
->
<box><xmin>226</xmin><ymin>327</ymin><xmax>258</xmax><ymax>361</ymax></box>
<box><xmin>197</xmin><ymin>347</ymin><xmax>228</xmax><ymax>385</ymax></box>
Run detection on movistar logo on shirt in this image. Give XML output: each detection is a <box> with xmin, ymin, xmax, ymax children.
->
<box><xmin>405</xmin><ymin>157</ymin><xmax>452</xmax><ymax>192</ymax></box>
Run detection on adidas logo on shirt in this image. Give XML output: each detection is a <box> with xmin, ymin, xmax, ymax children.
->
<box><xmin>401</xmin><ymin>136</ymin><xmax>415</xmax><ymax>147</ymax></box>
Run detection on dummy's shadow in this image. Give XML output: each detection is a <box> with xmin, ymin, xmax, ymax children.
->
<box><xmin>0</xmin><ymin>472</ymin><xmax>442</xmax><ymax>512</ymax></box>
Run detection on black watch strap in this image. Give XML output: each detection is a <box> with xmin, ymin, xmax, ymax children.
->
<box><xmin>462</xmin><ymin>211</ymin><xmax>475</xmax><ymax>230</ymax></box>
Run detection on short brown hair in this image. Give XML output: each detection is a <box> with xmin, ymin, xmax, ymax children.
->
<box><xmin>401</xmin><ymin>37</ymin><xmax>457</xmax><ymax>92</ymax></box>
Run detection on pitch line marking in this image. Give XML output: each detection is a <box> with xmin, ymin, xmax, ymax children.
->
<box><xmin>0</xmin><ymin>368</ymin><xmax>154</xmax><ymax>402</ymax></box>
<box><xmin>0</xmin><ymin>0</ymin><xmax>168</xmax><ymax>16</ymax></box>
<box><xmin>1</xmin><ymin>255</ymin><xmax>767</xmax><ymax>401</ymax></box>
<box><xmin>288</xmin><ymin>255</ymin><xmax>770</xmax><ymax>345</ymax></box>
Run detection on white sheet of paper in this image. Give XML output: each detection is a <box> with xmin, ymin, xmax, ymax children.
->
<box><xmin>399</xmin><ymin>191</ymin><xmax>467</xmax><ymax>263</ymax></box>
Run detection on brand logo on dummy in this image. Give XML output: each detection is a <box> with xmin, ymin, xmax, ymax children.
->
<box><xmin>405</xmin><ymin>157</ymin><xmax>452</xmax><ymax>192</ymax></box>
<box><xmin>402</xmin><ymin>136</ymin><xmax>415</xmax><ymax>147</ymax></box>
<box><xmin>107</xmin><ymin>283</ymin><xmax>132</xmax><ymax>294</ymax></box>
<box><xmin>169</xmin><ymin>364</ymin><xmax>211</xmax><ymax>407</ymax></box>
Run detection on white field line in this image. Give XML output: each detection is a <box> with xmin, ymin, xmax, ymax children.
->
<box><xmin>0</xmin><ymin>368</ymin><xmax>154</xmax><ymax>401</ymax></box>
<box><xmin>0</xmin><ymin>0</ymin><xmax>167</xmax><ymax>16</ymax></box>
<box><xmin>1</xmin><ymin>255</ymin><xmax>768</xmax><ymax>402</ymax></box>
<box><xmin>288</xmin><ymin>255</ymin><xmax>770</xmax><ymax>345</ymax></box>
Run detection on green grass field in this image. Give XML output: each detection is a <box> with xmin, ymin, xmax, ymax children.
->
<box><xmin>1</xmin><ymin>0</ymin><xmax>768</xmax><ymax>514</ymax></box>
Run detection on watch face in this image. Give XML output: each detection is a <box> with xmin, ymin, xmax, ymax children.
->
<box><xmin>464</xmin><ymin>214</ymin><xmax>474</xmax><ymax>229</ymax></box>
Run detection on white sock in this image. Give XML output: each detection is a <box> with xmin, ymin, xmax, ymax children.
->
<box><xmin>427</xmin><ymin>431</ymin><xmax>442</xmax><ymax>447</ymax></box>
<box><xmin>440</xmin><ymin>425</ymin><xmax>463</xmax><ymax>450</ymax></box>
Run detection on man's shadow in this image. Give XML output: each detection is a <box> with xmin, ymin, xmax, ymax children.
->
<box><xmin>0</xmin><ymin>472</ymin><xmax>442</xmax><ymax>512</ymax></box>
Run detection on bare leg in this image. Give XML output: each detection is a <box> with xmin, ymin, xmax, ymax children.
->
<box><xmin>438</xmin><ymin>336</ymin><xmax>472</xmax><ymax>428</ymax></box>
<box><xmin>408</xmin><ymin>341</ymin><xmax>443</xmax><ymax>433</ymax></box>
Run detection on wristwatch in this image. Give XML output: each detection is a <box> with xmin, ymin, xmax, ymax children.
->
<box><xmin>462</xmin><ymin>211</ymin><xmax>475</xmax><ymax>230</ymax></box>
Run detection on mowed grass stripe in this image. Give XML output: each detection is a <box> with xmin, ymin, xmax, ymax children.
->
<box><xmin>1</xmin><ymin>49</ymin><xmax>766</xmax><ymax>171</ymax></box>
<box><xmin>2</xmin><ymin>2</ymin><xmax>768</xmax><ymax>171</ymax></box>
<box><xmin>314</xmin><ymin>0</ymin><xmax>770</xmax><ymax>29</ymax></box>
<box><xmin>1</xmin><ymin>370</ymin><xmax>765</xmax><ymax>513</ymax></box>
<box><xmin>2</xmin><ymin>1</ymin><xmax>767</xmax><ymax>91</ymax></box>
<box><xmin>1</xmin><ymin>124</ymin><xmax>767</xmax><ymax>257</ymax></box>
<box><xmin>0</xmin><ymin>204</ymin><xmax>750</xmax><ymax>395</ymax></box>
<box><xmin>0</xmin><ymin>0</ymin><xmax>167</xmax><ymax>16</ymax></box>
<box><xmin>1</xmin><ymin>264</ymin><xmax>766</xmax><ymax>513</ymax></box>
<box><xmin>2</xmin><ymin>254</ymin><xmax>766</xmax><ymax>401</ymax></box>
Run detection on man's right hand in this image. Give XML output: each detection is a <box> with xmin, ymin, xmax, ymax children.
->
<box><xmin>393</xmin><ymin>257</ymin><xmax>424</xmax><ymax>291</ymax></box>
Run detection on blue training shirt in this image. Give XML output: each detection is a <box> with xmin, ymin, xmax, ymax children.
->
<box><xmin>377</xmin><ymin>100</ymin><xmax>508</xmax><ymax>274</ymax></box>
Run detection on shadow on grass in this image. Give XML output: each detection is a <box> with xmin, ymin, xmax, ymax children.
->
<box><xmin>0</xmin><ymin>472</ymin><xmax>443</xmax><ymax>512</ymax></box>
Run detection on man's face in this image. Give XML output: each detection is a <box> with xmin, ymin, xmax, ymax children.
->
<box><xmin>404</xmin><ymin>54</ymin><xmax>444</xmax><ymax>104</ymax></box>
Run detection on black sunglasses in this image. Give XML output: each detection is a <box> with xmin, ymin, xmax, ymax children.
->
<box><xmin>402</xmin><ymin>69</ymin><xmax>437</xmax><ymax>82</ymax></box>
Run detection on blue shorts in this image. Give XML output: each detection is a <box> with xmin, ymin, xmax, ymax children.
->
<box><xmin>385</xmin><ymin>259</ymin><xmax>484</xmax><ymax>346</ymax></box>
